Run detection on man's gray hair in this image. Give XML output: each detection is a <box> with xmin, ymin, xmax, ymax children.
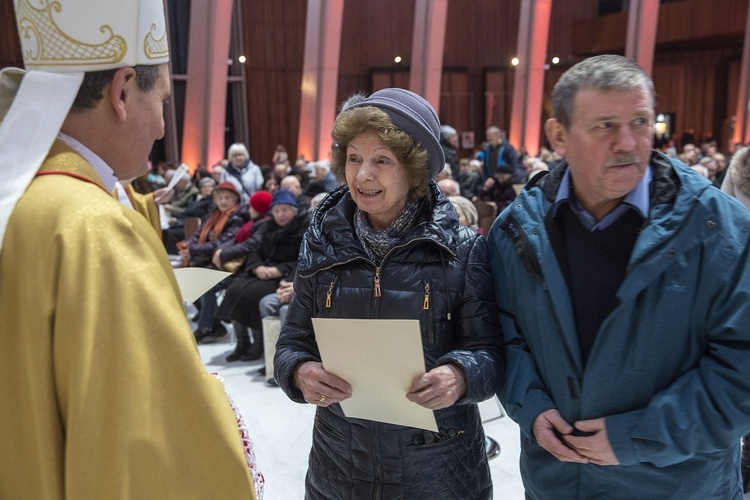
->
<box><xmin>551</xmin><ymin>54</ymin><xmax>655</xmax><ymax>128</ymax></box>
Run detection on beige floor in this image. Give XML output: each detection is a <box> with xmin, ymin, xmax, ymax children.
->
<box><xmin>196</xmin><ymin>331</ymin><xmax>526</xmax><ymax>500</ymax></box>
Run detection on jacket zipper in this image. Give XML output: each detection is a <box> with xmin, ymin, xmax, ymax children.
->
<box><xmin>325</xmin><ymin>276</ymin><xmax>337</xmax><ymax>308</ymax></box>
<box><xmin>373</xmin><ymin>267</ymin><xmax>381</xmax><ymax>298</ymax></box>
<box><xmin>424</xmin><ymin>280</ymin><xmax>435</xmax><ymax>344</ymax></box>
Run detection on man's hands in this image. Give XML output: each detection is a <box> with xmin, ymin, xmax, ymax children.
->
<box><xmin>532</xmin><ymin>410</ymin><xmax>619</xmax><ymax>466</ymax></box>
<box><xmin>564</xmin><ymin>417</ymin><xmax>619</xmax><ymax>466</ymax></box>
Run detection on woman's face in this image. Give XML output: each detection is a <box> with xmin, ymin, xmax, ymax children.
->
<box><xmin>345</xmin><ymin>131</ymin><xmax>411</xmax><ymax>230</ymax></box>
<box><xmin>199</xmin><ymin>183</ymin><xmax>214</xmax><ymax>197</ymax></box>
<box><xmin>272</xmin><ymin>204</ymin><xmax>297</xmax><ymax>226</ymax></box>
<box><xmin>230</xmin><ymin>151</ymin><xmax>246</xmax><ymax>167</ymax></box>
<box><xmin>214</xmin><ymin>190</ymin><xmax>238</xmax><ymax>212</ymax></box>
<box><xmin>264</xmin><ymin>177</ymin><xmax>279</xmax><ymax>193</ymax></box>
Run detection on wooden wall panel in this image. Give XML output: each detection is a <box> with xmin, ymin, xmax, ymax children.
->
<box><xmin>1</xmin><ymin>0</ymin><xmax>22</xmax><ymax>68</ymax></box>
<box><xmin>573</xmin><ymin>0</ymin><xmax>747</xmax><ymax>55</ymax></box>
<box><xmin>243</xmin><ymin>0</ymin><xmax>306</xmax><ymax>166</ymax></box>
<box><xmin>2</xmin><ymin>0</ymin><xmax>749</xmax><ymax>160</ymax></box>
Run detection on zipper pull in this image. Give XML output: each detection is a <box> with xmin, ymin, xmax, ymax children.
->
<box><xmin>325</xmin><ymin>278</ymin><xmax>335</xmax><ymax>308</ymax></box>
<box><xmin>373</xmin><ymin>267</ymin><xmax>381</xmax><ymax>298</ymax></box>
<box><xmin>423</xmin><ymin>281</ymin><xmax>430</xmax><ymax>310</ymax></box>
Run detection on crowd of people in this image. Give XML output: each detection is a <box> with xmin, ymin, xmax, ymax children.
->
<box><xmin>4</xmin><ymin>0</ymin><xmax>750</xmax><ymax>494</ymax></box>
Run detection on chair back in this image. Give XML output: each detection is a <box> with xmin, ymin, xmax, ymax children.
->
<box><xmin>184</xmin><ymin>217</ymin><xmax>202</xmax><ymax>240</ymax></box>
<box><xmin>473</xmin><ymin>200</ymin><xmax>497</xmax><ymax>237</ymax></box>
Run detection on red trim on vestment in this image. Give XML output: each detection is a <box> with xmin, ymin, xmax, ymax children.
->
<box><xmin>35</xmin><ymin>170</ymin><xmax>111</xmax><ymax>195</ymax></box>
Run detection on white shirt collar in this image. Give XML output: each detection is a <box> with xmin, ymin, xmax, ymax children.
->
<box><xmin>57</xmin><ymin>132</ymin><xmax>119</xmax><ymax>193</ymax></box>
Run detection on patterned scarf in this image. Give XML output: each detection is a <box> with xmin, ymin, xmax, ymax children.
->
<box><xmin>198</xmin><ymin>205</ymin><xmax>239</xmax><ymax>243</ymax></box>
<box><xmin>354</xmin><ymin>200</ymin><xmax>420</xmax><ymax>264</ymax></box>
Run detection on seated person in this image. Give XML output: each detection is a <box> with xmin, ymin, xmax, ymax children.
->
<box><xmin>178</xmin><ymin>182</ymin><xmax>245</xmax><ymax>342</ymax></box>
<box><xmin>448</xmin><ymin>195</ymin><xmax>480</xmax><ymax>232</ymax></box>
<box><xmin>212</xmin><ymin>190</ymin><xmax>273</xmax><ymax>273</ymax></box>
<box><xmin>303</xmin><ymin>160</ymin><xmax>339</xmax><ymax>199</ymax></box>
<box><xmin>217</xmin><ymin>189</ymin><xmax>309</xmax><ymax>362</ymax></box>
<box><xmin>478</xmin><ymin>163</ymin><xmax>517</xmax><ymax>213</ymax></box>
<box><xmin>163</xmin><ymin>177</ymin><xmax>217</xmax><ymax>253</ymax></box>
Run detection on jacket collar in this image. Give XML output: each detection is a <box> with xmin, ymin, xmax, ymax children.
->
<box><xmin>530</xmin><ymin>150</ymin><xmax>680</xmax><ymax>210</ymax></box>
<box><xmin>299</xmin><ymin>180</ymin><xmax>459</xmax><ymax>275</ymax></box>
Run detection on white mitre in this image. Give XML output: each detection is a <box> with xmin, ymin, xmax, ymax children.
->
<box><xmin>0</xmin><ymin>0</ymin><xmax>170</xmax><ymax>251</ymax></box>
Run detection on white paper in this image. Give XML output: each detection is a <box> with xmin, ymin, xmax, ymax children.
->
<box><xmin>172</xmin><ymin>267</ymin><xmax>231</xmax><ymax>303</ymax></box>
<box><xmin>312</xmin><ymin>318</ymin><xmax>438</xmax><ymax>431</ymax></box>
<box><xmin>154</xmin><ymin>163</ymin><xmax>189</xmax><ymax>201</ymax></box>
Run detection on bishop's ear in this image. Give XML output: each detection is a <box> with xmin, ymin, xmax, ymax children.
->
<box><xmin>544</xmin><ymin>118</ymin><xmax>567</xmax><ymax>158</ymax></box>
<box><xmin>108</xmin><ymin>67</ymin><xmax>138</xmax><ymax>122</ymax></box>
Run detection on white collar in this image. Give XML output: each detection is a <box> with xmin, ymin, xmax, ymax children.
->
<box><xmin>57</xmin><ymin>131</ymin><xmax>119</xmax><ymax>193</ymax></box>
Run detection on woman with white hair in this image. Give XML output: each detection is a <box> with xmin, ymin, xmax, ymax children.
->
<box><xmin>223</xmin><ymin>143</ymin><xmax>264</xmax><ymax>204</ymax></box>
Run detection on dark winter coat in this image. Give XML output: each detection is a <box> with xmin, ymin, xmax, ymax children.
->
<box><xmin>216</xmin><ymin>213</ymin><xmax>308</xmax><ymax>327</ymax></box>
<box><xmin>275</xmin><ymin>181</ymin><xmax>503</xmax><ymax>500</ymax></box>
<box><xmin>185</xmin><ymin>209</ymin><xmax>244</xmax><ymax>268</ymax></box>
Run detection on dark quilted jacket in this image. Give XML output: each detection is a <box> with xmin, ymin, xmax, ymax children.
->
<box><xmin>275</xmin><ymin>181</ymin><xmax>503</xmax><ymax>499</ymax></box>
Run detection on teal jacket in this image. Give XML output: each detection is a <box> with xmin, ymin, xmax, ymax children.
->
<box><xmin>488</xmin><ymin>152</ymin><xmax>750</xmax><ymax>499</ymax></box>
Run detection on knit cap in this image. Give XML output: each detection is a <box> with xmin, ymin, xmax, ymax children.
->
<box><xmin>270</xmin><ymin>189</ymin><xmax>298</xmax><ymax>208</ymax></box>
<box><xmin>345</xmin><ymin>88</ymin><xmax>445</xmax><ymax>178</ymax></box>
<box><xmin>249</xmin><ymin>190</ymin><xmax>273</xmax><ymax>214</ymax></box>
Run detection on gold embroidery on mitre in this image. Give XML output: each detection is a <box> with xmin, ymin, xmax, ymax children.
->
<box><xmin>144</xmin><ymin>23</ymin><xmax>168</xmax><ymax>60</ymax></box>
<box><xmin>16</xmin><ymin>0</ymin><xmax>126</xmax><ymax>67</ymax></box>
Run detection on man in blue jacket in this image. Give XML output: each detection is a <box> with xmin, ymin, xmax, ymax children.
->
<box><xmin>488</xmin><ymin>54</ymin><xmax>750</xmax><ymax>499</ymax></box>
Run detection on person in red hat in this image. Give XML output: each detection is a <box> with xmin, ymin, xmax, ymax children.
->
<box><xmin>178</xmin><ymin>181</ymin><xmax>245</xmax><ymax>342</ymax></box>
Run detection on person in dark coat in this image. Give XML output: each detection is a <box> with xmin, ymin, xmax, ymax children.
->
<box><xmin>274</xmin><ymin>89</ymin><xmax>503</xmax><ymax>500</ymax></box>
<box><xmin>216</xmin><ymin>189</ymin><xmax>308</xmax><ymax>361</ymax></box>
<box><xmin>179</xmin><ymin>182</ymin><xmax>245</xmax><ymax>342</ymax></box>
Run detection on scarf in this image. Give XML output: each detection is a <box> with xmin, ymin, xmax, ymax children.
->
<box><xmin>354</xmin><ymin>200</ymin><xmax>419</xmax><ymax>264</ymax></box>
<box><xmin>198</xmin><ymin>205</ymin><xmax>239</xmax><ymax>243</ymax></box>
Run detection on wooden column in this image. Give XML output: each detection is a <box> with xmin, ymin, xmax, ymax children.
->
<box><xmin>509</xmin><ymin>0</ymin><xmax>552</xmax><ymax>158</ymax></box>
<box><xmin>297</xmin><ymin>0</ymin><xmax>344</xmax><ymax>163</ymax></box>
<box><xmin>181</xmin><ymin>0</ymin><xmax>234</xmax><ymax>171</ymax></box>
<box><xmin>733</xmin><ymin>1</ymin><xmax>750</xmax><ymax>147</ymax></box>
<box><xmin>625</xmin><ymin>0</ymin><xmax>660</xmax><ymax>75</ymax></box>
<box><xmin>409</xmin><ymin>0</ymin><xmax>448</xmax><ymax>113</ymax></box>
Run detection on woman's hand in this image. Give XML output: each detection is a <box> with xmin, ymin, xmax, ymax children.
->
<box><xmin>295</xmin><ymin>361</ymin><xmax>352</xmax><ymax>407</ymax></box>
<box><xmin>211</xmin><ymin>249</ymin><xmax>223</xmax><ymax>269</ymax></box>
<box><xmin>406</xmin><ymin>363</ymin><xmax>466</xmax><ymax>410</ymax></box>
<box><xmin>178</xmin><ymin>246</ymin><xmax>190</xmax><ymax>261</ymax></box>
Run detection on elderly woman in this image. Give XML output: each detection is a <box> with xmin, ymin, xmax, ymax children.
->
<box><xmin>222</xmin><ymin>142</ymin><xmax>264</xmax><ymax>204</ymax></box>
<box><xmin>448</xmin><ymin>194</ymin><xmax>480</xmax><ymax>231</ymax></box>
<box><xmin>216</xmin><ymin>189</ymin><xmax>309</xmax><ymax>361</ymax></box>
<box><xmin>274</xmin><ymin>89</ymin><xmax>503</xmax><ymax>499</ymax></box>
<box><xmin>179</xmin><ymin>182</ymin><xmax>245</xmax><ymax>342</ymax></box>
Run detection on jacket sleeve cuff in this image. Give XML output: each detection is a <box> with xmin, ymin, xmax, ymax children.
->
<box><xmin>604</xmin><ymin>410</ymin><xmax>645</xmax><ymax>466</ymax></box>
<box><xmin>436</xmin><ymin>349</ymin><xmax>500</xmax><ymax>405</ymax></box>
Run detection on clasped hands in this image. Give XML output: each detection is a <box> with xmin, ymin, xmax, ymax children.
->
<box><xmin>532</xmin><ymin>408</ymin><xmax>619</xmax><ymax>466</ymax></box>
<box><xmin>295</xmin><ymin>361</ymin><xmax>466</xmax><ymax>410</ymax></box>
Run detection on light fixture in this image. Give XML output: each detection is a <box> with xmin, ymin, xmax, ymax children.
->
<box><xmin>511</xmin><ymin>57</ymin><xmax>519</xmax><ymax>66</ymax></box>
<box><xmin>551</xmin><ymin>56</ymin><xmax>560</xmax><ymax>65</ymax></box>
<box><xmin>238</xmin><ymin>55</ymin><xmax>247</xmax><ymax>64</ymax></box>
<box><xmin>394</xmin><ymin>56</ymin><xmax>402</xmax><ymax>64</ymax></box>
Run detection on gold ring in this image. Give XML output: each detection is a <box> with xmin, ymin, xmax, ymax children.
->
<box><xmin>318</xmin><ymin>394</ymin><xmax>326</xmax><ymax>403</ymax></box>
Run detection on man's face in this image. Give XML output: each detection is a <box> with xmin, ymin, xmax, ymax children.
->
<box><xmin>281</xmin><ymin>176</ymin><xmax>301</xmax><ymax>196</ymax></box>
<box><xmin>118</xmin><ymin>65</ymin><xmax>170</xmax><ymax>180</ymax></box>
<box><xmin>546</xmin><ymin>84</ymin><xmax>654</xmax><ymax>217</ymax></box>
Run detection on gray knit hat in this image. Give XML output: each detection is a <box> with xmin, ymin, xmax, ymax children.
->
<box><xmin>345</xmin><ymin>88</ymin><xmax>446</xmax><ymax>178</ymax></box>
